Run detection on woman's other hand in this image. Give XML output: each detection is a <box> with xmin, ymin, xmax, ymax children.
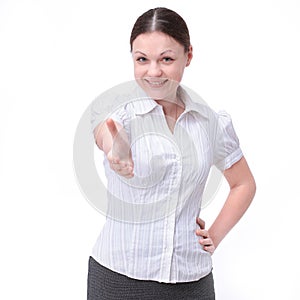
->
<box><xmin>196</xmin><ymin>217</ymin><xmax>215</xmax><ymax>255</ymax></box>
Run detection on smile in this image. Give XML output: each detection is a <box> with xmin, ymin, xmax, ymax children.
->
<box><xmin>144</xmin><ymin>79</ymin><xmax>168</xmax><ymax>88</ymax></box>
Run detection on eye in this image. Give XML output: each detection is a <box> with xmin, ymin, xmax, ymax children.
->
<box><xmin>162</xmin><ymin>57</ymin><xmax>174</xmax><ymax>63</ymax></box>
<box><xmin>136</xmin><ymin>57</ymin><xmax>147</xmax><ymax>63</ymax></box>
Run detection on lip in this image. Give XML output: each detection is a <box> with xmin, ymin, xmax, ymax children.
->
<box><xmin>144</xmin><ymin>78</ymin><xmax>168</xmax><ymax>88</ymax></box>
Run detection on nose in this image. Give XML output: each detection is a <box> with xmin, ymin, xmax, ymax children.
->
<box><xmin>147</xmin><ymin>61</ymin><xmax>162</xmax><ymax>77</ymax></box>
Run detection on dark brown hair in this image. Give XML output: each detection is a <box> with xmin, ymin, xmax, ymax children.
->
<box><xmin>130</xmin><ymin>7</ymin><xmax>191</xmax><ymax>53</ymax></box>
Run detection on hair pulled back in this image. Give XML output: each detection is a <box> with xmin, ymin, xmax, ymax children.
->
<box><xmin>130</xmin><ymin>7</ymin><xmax>191</xmax><ymax>52</ymax></box>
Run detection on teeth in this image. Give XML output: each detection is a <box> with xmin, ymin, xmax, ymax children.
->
<box><xmin>146</xmin><ymin>79</ymin><xmax>167</xmax><ymax>86</ymax></box>
<box><xmin>150</xmin><ymin>82</ymin><xmax>162</xmax><ymax>85</ymax></box>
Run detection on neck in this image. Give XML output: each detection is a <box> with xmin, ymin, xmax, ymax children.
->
<box><xmin>156</xmin><ymin>99</ymin><xmax>177</xmax><ymax>115</ymax></box>
<box><xmin>155</xmin><ymin>97</ymin><xmax>185</xmax><ymax>121</ymax></box>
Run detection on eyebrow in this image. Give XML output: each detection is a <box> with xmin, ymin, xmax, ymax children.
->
<box><xmin>134</xmin><ymin>49</ymin><xmax>175</xmax><ymax>56</ymax></box>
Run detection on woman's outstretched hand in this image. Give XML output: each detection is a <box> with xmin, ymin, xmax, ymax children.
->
<box><xmin>196</xmin><ymin>217</ymin><xmax>215</xmax><ymax>255</ymax></box>
<box><xmin>106</xmin><ymin>118</ymin><xmax>134</xmax><ymax>178</ymax></box>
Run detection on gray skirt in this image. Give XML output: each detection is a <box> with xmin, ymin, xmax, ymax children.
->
<box><xmin>87</xmin><ymin>256</ymin><xmax>215</xmax><ymax>300</ymax></box>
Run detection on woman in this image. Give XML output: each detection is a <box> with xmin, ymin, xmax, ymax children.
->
<box><xmin>88</xmin><ymin>7</ymin><xmax>256</xmax><ymax>299</ymax></box>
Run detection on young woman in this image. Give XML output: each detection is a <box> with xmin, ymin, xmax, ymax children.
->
<box><xmin>88</xmin><ymin>7</ymin><xmax>256</xmax><ymax>299</ymax></box>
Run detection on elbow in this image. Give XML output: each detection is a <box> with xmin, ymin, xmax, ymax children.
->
<box><xmin>248</xmin><ymin>175</ymin><xmax>256</xmax><ymax>203</ymax></box>
<box><xmin>233</xmin><ymin>174</ymin><xmax>256</xmax><ymax>205</ymax></box>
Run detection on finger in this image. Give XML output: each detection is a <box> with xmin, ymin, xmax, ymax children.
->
<box><xmin>106</xmin><ymin>118</ymin><xmax>118</xmax><ymax>139</ymax></box>
<box><xmin>195</xmin><ymin>229</ymin><xmax>209</xmax><ymax>238</ymax></box>
<box><xmin>199</xmin><ymin>237</ymin><xmax>213</xmax><ymax>246</ymax></box>
<box><xmin>198</xmin><ymin>237</ymin><xmax>215</xmax><ymax>254</ymax></box>
<box><xmin>203</xmin><ymin>245</ymin><xmax>215</xmax><ymax>255</ymax></box>
<box><xmin>196</xmin><ymin>217</ymin><xmax>205</xmax><ymax>229</ymax></box>
<box><xmin>118</xmin><ymin>161</ymin><xmax>134</xmax><ymax>168</ymax></box>
<box><xmin>123</xmin><ymin>172</ymin><xmax>134</xmax><ymax>178</ymax></box>
<box><xmin>117</xmin><ymin>166</ymin><xmax>133</xmax><ymax>175</ymax></box>
<box><xmin>110</xmin><ymin>160</ymin><xmax>133</xmax><ymax>170</ymax></box>
<box><xmin>116</xmin><ymin>170</ymin><xmax>134</xmax><ymax>178</ymax></box>
<box><xmin>110</xmin><ymin>163</ymin><xmax>134</xmax><ymax>177</ymax></box>
<box><xmin>109</xmin><ymin>160</ymin><xmax>120</xmax><ymax>170</ymax></box>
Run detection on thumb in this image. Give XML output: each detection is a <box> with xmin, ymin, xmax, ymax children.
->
<box><xmin>196</xmin><ymin>217</ymin><xmax>205</xmax><ymax>230</ymax></box>
<box><xmin>106</xmin><ymin>118</ymin><xmax>118</xmax><ymax>139</ymax></box>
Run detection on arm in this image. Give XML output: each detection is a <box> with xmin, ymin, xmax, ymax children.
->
<box><xmin>94</xmin><ymin>119</ymin><xmax>134</xmax><ymax>178</ymax></box>
<box><xmin>196</xmin><ymin>156</ymin><xmax>256</xmax><ymax>253</ymax></box>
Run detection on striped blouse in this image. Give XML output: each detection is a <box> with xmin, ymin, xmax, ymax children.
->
<box><xmin>90</xmin><ymin>83</ymin><xmax>243</xmax><ymax>283</ymax></box>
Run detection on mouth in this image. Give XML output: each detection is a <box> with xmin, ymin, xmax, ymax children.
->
<box><xmin>144</xmin><ymin>78</ymin><xmax>168</xmax><ymax>88</ymax></box>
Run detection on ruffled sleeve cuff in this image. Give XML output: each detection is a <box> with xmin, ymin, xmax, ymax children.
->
<box><xmin>213</xmin><ymin>110</ymin><xmax>243</xmax><ymax>171</ymax></box>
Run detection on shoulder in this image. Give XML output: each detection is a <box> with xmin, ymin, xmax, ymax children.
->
<box><xmin>179</xmin><ymin>85</ymin><xmax>218</xmax><ymax>122</ymax></box>
<box><xmin>91</xmin><ymin>81</ymin><xmax>148</xmax><ymax>130</ymax></box>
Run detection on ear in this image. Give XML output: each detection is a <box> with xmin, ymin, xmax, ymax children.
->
<box><xmin>186</xmin><ymin>45</ymin><xmax>193</xmax><ymax>67</ymax></box>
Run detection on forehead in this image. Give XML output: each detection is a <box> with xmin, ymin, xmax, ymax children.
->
<box><xmin>132</xmin><ymin>31</ymin><xmax>184</xmax><ymax>54</ymax></box>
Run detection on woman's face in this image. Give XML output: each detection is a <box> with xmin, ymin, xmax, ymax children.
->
<box><xmin>132</xmin><ymin>31</ymin><xmax>192</xmax><ymax>101</ymax></box>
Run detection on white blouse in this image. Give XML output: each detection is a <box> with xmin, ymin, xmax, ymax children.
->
<box><xmin>90</xmin><ymin>83</ymin><xmax>243</xmax><ymax>283</ymax></box>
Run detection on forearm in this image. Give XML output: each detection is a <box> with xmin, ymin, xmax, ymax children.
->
<box><xmin>94</xmin><ymin>123</ymin><xmax>112</xmax><ymax>155</ymax></box>
<box><xmin>208</xmin><ymin>181</ymin><xmax>256</xmax><ymax>249</ymax></box>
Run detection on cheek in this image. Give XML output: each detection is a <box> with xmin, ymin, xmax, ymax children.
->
<box><xmin>133</xmin><ymin>64</ymin><xmax>145</xmax><ymax>78</ymax></box>
<box><xmin>167</xmin><ymin>65</ymin><xmax>185</xmax><ymax>82</ymax></box>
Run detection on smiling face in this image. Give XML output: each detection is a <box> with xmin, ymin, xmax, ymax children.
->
<box><xmin>132</xmin><ymin>31</ymin><xmax>193</xmax><ymax>101</ymax></box>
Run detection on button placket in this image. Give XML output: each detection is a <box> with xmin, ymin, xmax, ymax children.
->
<box><xmin>159</xmin><ymin>155</ymin><xmax>182</xmax><ymax>282</ymax></box>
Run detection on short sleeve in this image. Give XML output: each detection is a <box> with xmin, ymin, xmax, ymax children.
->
<box><xmin>90</xmin><ymin>97</ymin><xmax>129</xmax><ymax>134</ymax></box>
<box><xmin>90</xmin><ymin>97</ymin><xmax>107</xmax><ymax>133</ymax></box>
<box><xmin>213</xmin><ymin>110</ymin><xmax>243</xmax><ymax>171</ymax></box>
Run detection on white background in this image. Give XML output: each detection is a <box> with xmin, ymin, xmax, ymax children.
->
<box><xmin>1</xmin><ymin>0</ymin><xmax>299</xmax><ymax>299</ymax></box>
